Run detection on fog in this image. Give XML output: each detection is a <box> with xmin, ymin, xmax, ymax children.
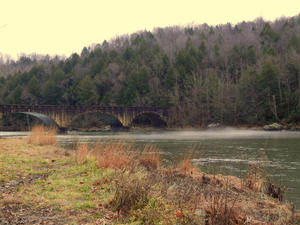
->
<box><xmin>93</xmin><ymin>128</ymin><xmax>300</xmax><ymax>141</ymax></box>
<box><xmin>1</xmin><ymin>128</ymin><xmax>300</xmax><ymax>142</ymax></box>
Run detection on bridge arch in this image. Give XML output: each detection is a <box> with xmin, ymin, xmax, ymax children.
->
<box><xmin>19</xmin><ymin>112</ymin><xmax>60</xmax><ymax>128</ymax></box>
<box><xmin>130</xmin><ymin>112</ymin><xmax>167</xmax><ymax>127</ymax></box>
<box><xmin>68</xmin><ymin>111</ymin><xmax>124</xmax><ymax>130</ymax></box>
<box><xmin>0</xmin><ymin>105</ymin><xmax>169</xmax><ymax>129</ymax></box>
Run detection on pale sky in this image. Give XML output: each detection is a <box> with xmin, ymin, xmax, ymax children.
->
<box><xmin>0</xmin><ymin>0</ymin><xmax>299</xmax><ymax>59</ymax></box>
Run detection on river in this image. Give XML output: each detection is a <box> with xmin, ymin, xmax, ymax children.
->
<box><xmin>1</xmin><ymin>128</ymin><xmax>300</xmax><ymax>208</ymax></box>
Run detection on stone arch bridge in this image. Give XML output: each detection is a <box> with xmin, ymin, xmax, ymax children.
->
<box><xmin>0</xmin><ymin>105</ymin><xmax>168</xmax><ymax>128</ymax></box>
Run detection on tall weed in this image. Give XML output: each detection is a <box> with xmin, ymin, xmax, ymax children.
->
<box><xmin>27</xmin><ymin>125</ymin><xmax>57</xmax><ymax>146</ymax></box>
<box><xmin>76</xmin><ymin>143</ymin><xmax>88</xmax><ymax>164</ymax></box>
<box><xmin>244</xmin><ymin>165</ymin><xmax>266</xmax><ymax>192</ymax></box>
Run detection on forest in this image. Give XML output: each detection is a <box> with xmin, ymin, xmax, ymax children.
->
<box><xmin>0</xmin><ymin>15</ymin><xmax>300</xmax><ymax>127</ymax></box>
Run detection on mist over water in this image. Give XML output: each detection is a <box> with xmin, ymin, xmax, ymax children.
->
<box><xmin>1</xmin><ymin>128</ymin><xmax>300</xmax><ymax>140</ymax></box>
<box><xmin>58</xmin><ymin>128</ymin><xmax>300</xmax><ymax>142</ymax></box>
<box><xmin>120</xmin><ymin>128</ymin><xmax>300</xmax><ymax>140</ymax></box>
<box><xmin>1</xmin><ymin>128</ymin><xmax>300</xmax><ymax>208</ymax></box>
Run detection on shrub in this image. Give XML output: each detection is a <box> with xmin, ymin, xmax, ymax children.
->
<box><xmin>109</xmin><ymin>177</ymin><xmax>149</xmax><ymax>214</ymax></box>
<box><xmin>267</xmin><ymin>182</ymin><xmax>286</xmax><ymax>201</ymax></box>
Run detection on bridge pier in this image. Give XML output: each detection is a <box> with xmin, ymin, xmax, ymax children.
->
<box><xmin>112</xmin><ymin>110</ymin><xmax>136</xmax><ymax>127</ymax></box>
<box><xmin>47</xmin><ymin>111</ymin><xmax>72</xmax><ymax>128</ymax></box>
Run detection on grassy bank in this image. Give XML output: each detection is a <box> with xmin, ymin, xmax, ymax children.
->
<box><xmin>0</xmin><ymin>133</ymin><xmax>299</xmax><ymax>224</ymax></box>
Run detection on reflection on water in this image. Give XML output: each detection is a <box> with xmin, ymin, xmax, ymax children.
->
<box><xmin>1</xmin><ymin>128</ymin><xmax>300</xmax><ymax>208</ymax></box>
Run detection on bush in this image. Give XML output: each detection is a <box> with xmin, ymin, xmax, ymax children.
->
<box><xmin>109</xmin><ymin>177</ymin><xmax>149</xmax><ymax>214</ymax></box>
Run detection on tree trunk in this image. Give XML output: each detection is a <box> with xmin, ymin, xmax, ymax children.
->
<box><xmin>272</xmin><ymin>95</ymin><xmax>280</xmax><ymax>121</ymax></box>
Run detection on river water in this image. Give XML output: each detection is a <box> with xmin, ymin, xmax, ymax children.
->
<box><xmin>1</xmin><ymin>128</ymin><xmax>300</xmax><ymax>208</ymax></box>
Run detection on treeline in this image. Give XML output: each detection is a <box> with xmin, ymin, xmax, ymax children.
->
<box><xmin>1</xmin><ymin>15</ymin><xmax>300</xmax><ymax>126</ymax></box>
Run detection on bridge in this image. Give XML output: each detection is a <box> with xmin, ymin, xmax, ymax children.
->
<box><xmin>0</xmin><ymin>105</ymin><xmax>168</xmax><ymax>128</ymax></box>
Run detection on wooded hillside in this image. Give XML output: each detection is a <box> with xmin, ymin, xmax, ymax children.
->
<box><xmin>1</xmin><ymin>15</ymin><xmax>300</xmax><ymax>126</ymax></box>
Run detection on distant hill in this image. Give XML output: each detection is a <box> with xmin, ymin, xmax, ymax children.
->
<box><xmin>1</xmin><ymin>14</ymin><xmax>300</xmax><ymax>126</ymax></box>
<box><xmin>0</xmin><ymin>54</ymin><xmax>63</xmax><ymax>78</ymax></box>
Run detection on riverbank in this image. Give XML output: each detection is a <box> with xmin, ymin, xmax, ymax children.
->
<box><xmin>0</xmin><ymin>138</ymin><xmax>299</xmax><ymax>224</ymax></box>
<box><xmin>1</xmin><ymin>121</ymin><xmax>300</xmax><ymax>132</ymax></box>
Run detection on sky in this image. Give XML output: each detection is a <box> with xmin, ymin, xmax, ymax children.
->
<box><xmin>0</xmin><ymin>0</ymin><xmax>300</xmax><ymax>59</ymax></box>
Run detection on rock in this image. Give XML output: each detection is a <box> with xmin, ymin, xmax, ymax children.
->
<box><xmin>8</xmin><ymin>180</ymin><xmax>19</xmax><ymax>186</ymax></box>
<box><xmin>289</xmin><ymin>125</ymin><xmax>300</xmax><ymax>131</ymax></box>
<box><xmin>87</xmin><ymin>125</ymin><xmax>111</xmax><ymax>132</ymax></box>
<box><xmin>166</xmin><ymin>184</ymin><xmax>179</xmax><ymax>199</ymax></box>
<box><xmin>263</xmin><ymin>123</ymin><xmax>282</xmax><ymax>131</ymax></box>
<box><xmin>207</xmin><ymin>123</ymin><xmax>221</xmax><ymax>129</ymax></box>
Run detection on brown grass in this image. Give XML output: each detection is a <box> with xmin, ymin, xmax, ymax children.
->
<box><xmin>178</xmin><ymin>151</ymin><xmax>198</xmax><ymax>175</ymax></box>
<box><xmin>244</xmin><ymin>165</ymin><xmax>266</xmax><ymax>192</ymax></box>
<box><xmin>76</xmin><ymin>143</ymin><xmax>88</xmax><ymax>164</ymax></box>
<box><xmin>205</xmin><ymin>192</ymin><xmax>244</xmax><ymax>225</ymax></box>
<box><xmin>90</xmin><ymin>140</ymin><xmax>135</xmax><ymax>169</ymax></box>
<box><xmin>139</xmin><ymin>145</ymin><xmax>160</xmax><ymax>170</ymax></box>
<box><xmin>27</xmin><ymin>125</ymin><xmax>57</xmax><ymax>146</ymax></box>
<box><xmin>0</xmin><ymin>196</ymin><xmax>23</xmax><ymax>206</ymax></box>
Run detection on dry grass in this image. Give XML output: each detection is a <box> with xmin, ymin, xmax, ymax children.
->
<box><xmin>204</xmin><ymin>192</ymin><xmax>244</xmax><ymax>225</ymax></box>
<box><xmin>27</xmin><ymin>125</ymin><xmax>57</xmax><ymax>146</ymax></box>
<box><xmin>109</xmin><ymin>176</ymin><xmax>150</xmax><ymax>214</ymax></box>
<box><xmin>90</xmin><ymin>140</ymin><xmax>135</xmax><ymax>169</ymax></box>
<box><xmin>0</xmin><ymin>196</ymin><xmax>23</xmax><ymax>206</ymax></box>
<box><xmin>178</xmin><ymin>151</ymin><xmax>198</xmax><ymax>175</ymax></box>
<box><xmin>139</xmin><ymin>145</ymin><xmax>160</xmax><ymax>170</ymax></box>
<box><xmin>244</xmin><ymin>165</ymin><xmax>266</xmax><ymax>192</ymax></box>
<box><xmin>76</xmin><ymin>143</ymin><xmax>88</xmax><ymax>164</ymax></box>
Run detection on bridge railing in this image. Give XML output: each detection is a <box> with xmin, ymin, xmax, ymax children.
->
<box><xmin>0</xmin><ymin>104</ymin><xmax>168</xmax><ymax>115</ymax></box>
<box><xmin>0</xmin><ymin>104</ymin><xmax>166</xmax><ymax>111</ymax></box>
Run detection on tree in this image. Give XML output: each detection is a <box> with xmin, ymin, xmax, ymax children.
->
<box><xmin>260</xmin><ymin>23</ymin><xmax>280</xmax><ymax>42</ymax></box>
<box><xmin>81</xmin><ymin>47</ymin><xmax>89</xmax><ymax>57</ymax></box>
<box><xmin>256</xmin><ymin>62</ymin><xmax>280</xmax><ymax>121</ymax></box>
<box><xmin>42</xmin><ymin>80</ymin><xmax>62</xmax><ymax>105</ymax></box>
<box><xmin>75</xmin><ymin>75</ymin><xmax>98</xmax><ymax>105</ymax></box>
<box><xmin>116</xmin><ymin>66</ymin><xmax>150</xmax><ymax>106</ymax></box>
<box><xmin>8</xmin><ymin>85</ymin><xmax>22</xmax><ymax>104</ymax></box>
<box><xmin>28</xmin><ymin>76</ymin><xmax>41</xmax><ymax>99</ymax></box>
